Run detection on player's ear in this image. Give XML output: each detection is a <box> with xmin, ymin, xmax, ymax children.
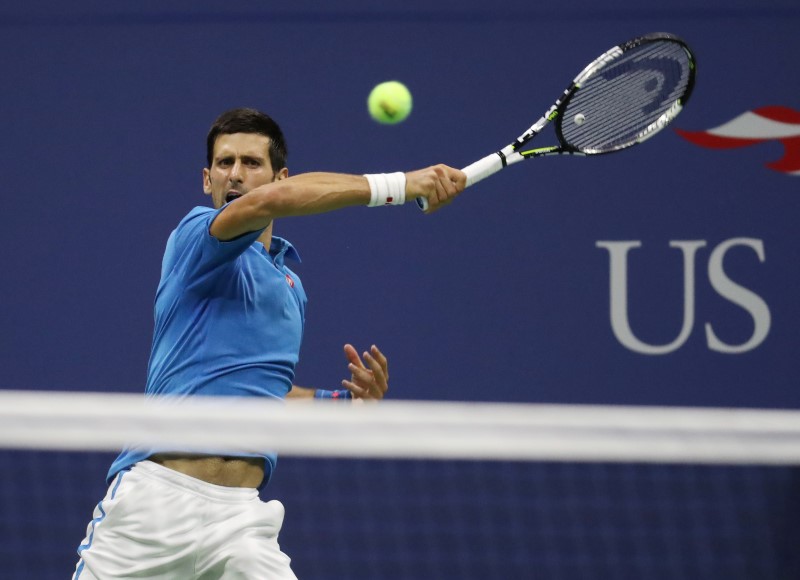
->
<box><xmin>274</xmin><ymin>167</ymin><xmax>289</xmax><ymax>181</ymax></box>
<box><xmin>203</xmin><ymin>168</ymin><xmax>212</xmax><ymax>195</ymax></box>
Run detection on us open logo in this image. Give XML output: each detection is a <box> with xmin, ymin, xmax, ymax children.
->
<box><xmin>596</xmin><ymin>238</ymin><xmax>770</xmax><ymax>355</ymax></box>
<box><xmin>677</xmin><ymin>106</ymin><xmax>800</xmax><ymax>175</ymax></box>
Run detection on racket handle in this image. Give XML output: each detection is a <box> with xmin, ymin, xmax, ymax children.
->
<box><xmin>415</xmin><ymin>153</ymin><xmax>504</xmax><ymax>211</ymax></box>
<box><xmin>461</xmin><ymin>154</ymin><xmax>505</xmax><ymax>187</ymax></box>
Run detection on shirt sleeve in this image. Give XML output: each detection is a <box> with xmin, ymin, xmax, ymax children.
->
<box><xmin>161</xmin><ymin>206</ymin><xmax>265</xmax><ymax>288</ymax></box>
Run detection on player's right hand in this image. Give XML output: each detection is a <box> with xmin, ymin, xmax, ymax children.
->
<box><xmin>405</xmin><ymin>164</ymin><xmax>466</xmax><ymax>213</ymax></box>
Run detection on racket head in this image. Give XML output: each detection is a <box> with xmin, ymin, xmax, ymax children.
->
<box><xmin>555</xmin><ymin>33</ymin><xmax>696</xmax><ymax>155</ymax></box>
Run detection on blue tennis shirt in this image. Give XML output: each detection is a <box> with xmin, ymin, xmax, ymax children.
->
<box><xmin>108</xmin><ymin>205</ymin><xmax>307</xmax><ymax>487</ymax></box>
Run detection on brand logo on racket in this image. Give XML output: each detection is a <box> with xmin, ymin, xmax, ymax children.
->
<box><xmin>638</xmin><ymin>101</ymin><xmax>684</xmax><ymax>143</ymax></box>
<box><xmin>601</xmin><ymin>57</ymin><xmax>685</xmax><ymax>116</ymax></box>
<box><xmin>677</xmin><ymin>106</ymin><xmax>800</xmax><ymax>175</ymax></box>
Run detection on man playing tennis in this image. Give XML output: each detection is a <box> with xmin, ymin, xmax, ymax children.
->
<box><xmin>73</xmin><ymin>107</ymin><xmax>466</xmax><ymax>579</ymax></box>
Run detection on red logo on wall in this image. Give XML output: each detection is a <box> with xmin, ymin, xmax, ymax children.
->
<box><xmin>676</xmin><ymin>106</ymin><xmax>800</xmax><ymax>175</ymax></box>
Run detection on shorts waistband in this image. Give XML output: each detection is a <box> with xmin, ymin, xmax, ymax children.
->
<box><xmin>132</xmin><ymin>460</ymin><xmax>260</xmax><ymax>503</ymax></box>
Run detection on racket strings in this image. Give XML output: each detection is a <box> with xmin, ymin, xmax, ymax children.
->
<box><xmin>576</xmin><ymin>70</ymin><xmax>670</xmax><ymax>147</ymax></box>
<box><xmin>561</xmin><ymin>40</ymin><xmax>693</xmax><ymax>153</ymax></box>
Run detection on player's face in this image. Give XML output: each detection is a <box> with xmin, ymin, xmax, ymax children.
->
<box><xmin>203</xmin><ymin>133</ymin><xmax>287</xmax><ymax>209</ymax></box>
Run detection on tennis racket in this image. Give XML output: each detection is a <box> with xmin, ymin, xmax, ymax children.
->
<box><xmin>416</xmin><ymin>32</ymin><xmax>696</xmax><ymax>210</ymax></box>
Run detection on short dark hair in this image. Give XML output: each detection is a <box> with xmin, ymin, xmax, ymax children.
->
<box><xmin>206</xmin><ymin>108</ymin><xmax>288</xmax><ymax>171</ymax></box>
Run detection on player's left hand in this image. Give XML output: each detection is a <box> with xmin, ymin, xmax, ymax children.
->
<box><xmin>341</xmin><ymin>344</ymin><xmax>388</xmax><ymax>400</ymax></box>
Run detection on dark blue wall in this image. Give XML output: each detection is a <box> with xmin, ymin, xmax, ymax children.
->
<box><xmin>1</xmin><ymin>2</ymin><xmax>799</xmax><ymax>577</ymax></box>
<box><xmin>2</xmin><ymin>2</ymin><xmax>799</xmax><ymax>408</ymax></box>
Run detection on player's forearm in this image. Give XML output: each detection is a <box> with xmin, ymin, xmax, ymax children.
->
<box><xmin>286</xmin><ymin>385</ymin><xmax>316</xmax><ymax>399</ymax></box>
<box><xmin>287</xmin><ymin>385</ymin><xmax>353</xmax><ymax>401</ymax></box>
<box><xmin>248</xmin><ymin>173</ymin><xmax>372</xmax><ymax>221</ymax></box>
<box><xmin>257</xmin><ymin>166</ymin><xmax>464</xmax><ymax>219</ymax></box>
<box><xmin>211</xmin><ymin>172</ymin><xmax>374</xmax><ymax>241</ymax></box>
<box><xmin>213</xmin><ymin>165</ymin><xmax>463</xmax><ymax>240</ymax></box>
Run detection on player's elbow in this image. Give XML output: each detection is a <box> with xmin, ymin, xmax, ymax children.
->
<box><xmin>209</xmin><ymin>185</ymin><xmax>290</xmax><ymax>241</ymax></box>
<box><xmin>253</xmin><ymin>180</ymin><xmax>334</xmax><ymax>218</ymax></box>
<box><xmin>249</xmin><ymin>181</ymin><xmax>300</xmax><ymax>219</ymax></box>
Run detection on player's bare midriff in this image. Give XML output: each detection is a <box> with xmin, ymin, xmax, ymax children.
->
<box><xmin>149</xmin><ymin>453</ymin><xmax>265</xmax><ymax>488</ymax></box>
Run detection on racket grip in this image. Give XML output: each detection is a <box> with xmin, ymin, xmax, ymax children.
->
<box><xmin>461</xmin><ymin>154</ymin><xmax>505</xmax><ymax>187</ymax></box>
<box><xmin>415</xmin><ymin>154</ymin><xmax>505</xmax><ymax>211</ymax></box>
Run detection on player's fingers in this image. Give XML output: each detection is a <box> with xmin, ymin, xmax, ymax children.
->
<box><xmin>370</xmin><ymin>345</ymin><xmax>389</xmax><ymax>379</ymax></box>
<box><xmin>343</xmin><ymin>376</ymin><xmax>381</xmax><ymax>400</ymax></box>
<box><xmin>430</xmin><ymin>169</ymin><xmax>455</xmax><ymax>209</ymax></box>
<box><xmin>432</xmin><ymin>177</ymin><xmax>448</xmax><ymax>207</ymax></box>
<box><xmin>368</xmin><ymin>358</ymin><xmax>388</xmax><ymax>391</ymax></box>
<box><xmin>412</xmin><ymin>165</ymin><xmax>462</xmax><ymax>213</ymax></box>
<box><xmin>449</xmin><ymin>173</ymin><xmax>465</xmax><ymax>195</ymax></box>
<box><xmin>348</xmin><ymin>362</ymin><xmax>373</xmax><ymax>384</ymax></box>
<box><xmin>435</xmin><ymin>165</ymin><xmax>462</xmax><ymax>203</ymax></box>
<box><xmin>363</xmin><ymin>352</ymin><xmax>388</xmax><ymax>395</ymax></box>
<box><xmin>344</xmin><ymin>343</ymin><xmax>365</xmax><ymax>369</ymax></box>
<box><xmin>442</xmin><ymin>166</ymin><xmax>466</xmax><ymax>197</ymax></box>
<box><xmin>450</xmin><ymin>167</ymin><xmax>467</xmax><ymax>191</ymax></box>
<box><xmin>442</xmin><ymin>178</ymin><xmax>458</xmax><ymax>200</ymax></box>
<box><xmin>348</xmin><ymin>352</ymin><xmax>386</xmax><ymax>400</ymax></box>
<box><xmin>341</xmin><ymin>379</ymin><xmax>368</xmax><ymax>397</ymax></box>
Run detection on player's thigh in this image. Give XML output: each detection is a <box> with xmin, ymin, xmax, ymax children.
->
<box><xmin>200</xmin><ymin>499</ymin><xmax>297</xmax><ymax>580</ymax></box>
<box><xmin>216</xmin><ymin>536</ymin><xmax>296</xmax><ymax>580</ymax></box>
<box><xmin>74</xmin><ymin>468</ymin><xmax>198</xmax><ymax>578</ymax></box>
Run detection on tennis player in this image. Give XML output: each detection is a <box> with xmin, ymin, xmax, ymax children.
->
<box><xmin>73</xmin><ymin>108</ymin><xmax>466</xmax><ymax>579</ymax></box>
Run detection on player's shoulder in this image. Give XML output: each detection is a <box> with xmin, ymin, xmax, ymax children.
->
<box><xmin>172</xmin><ymin>206</ymin><xmax>217</xmax><ymax>235</ymax></box>
<box><xmin>180</xmin><ymin>205</ymin><xmax>216</xmax><ymax>224</ymax></box>
<box><xmin>163</xmin><ymin>206</ymin><xmax>217</xmax><ymax>253</ymax></box>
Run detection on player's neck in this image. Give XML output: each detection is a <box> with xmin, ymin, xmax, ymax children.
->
<box><xmin>257</xmin><ymin>222</ymin><xmax>274</xmax><ymax>250</ymax></box>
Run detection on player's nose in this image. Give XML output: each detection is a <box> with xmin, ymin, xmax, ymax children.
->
<box><xmin>228</xmin><ymin>160</ymin><xmax>244</xmax><ymax>182</ymax></box>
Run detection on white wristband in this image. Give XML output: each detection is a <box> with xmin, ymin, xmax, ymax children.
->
<box><xmin>364</xmin><ymin>173</ymin><xmax>406</xmax><ymax>207</ymax></box>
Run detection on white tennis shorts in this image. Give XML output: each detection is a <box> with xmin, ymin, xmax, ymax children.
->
<box><xmin>73</xmin><ymin>460</ymin><xmax>297</xmax><ymax>579</ymax></box>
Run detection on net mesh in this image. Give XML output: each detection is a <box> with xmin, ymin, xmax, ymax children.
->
<box><xmin>2</xmin><ymin>391</ymin><xmax>799</xmax><ymax>580</ymax></box>
<box><xmin>560</xmin><ymin>38</ymin><xmax>694</xmax><ymax>153</ymax></box>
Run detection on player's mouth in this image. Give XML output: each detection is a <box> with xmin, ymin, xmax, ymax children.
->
<box><xmin>225</xmin><ymin>191</ymin><xmax>243</xmax><ymax>203</ymax></box>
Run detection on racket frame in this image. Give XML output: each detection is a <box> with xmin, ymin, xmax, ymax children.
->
<box><xmin>417</xmin><ymin>32</ymin><xmax>696</xmax><ymax>209</ymax></box>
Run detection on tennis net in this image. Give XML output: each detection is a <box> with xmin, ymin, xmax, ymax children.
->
<box><xmin>2</xmin><ymin>390</ymin><xmax>799</xmax><ymax>579</ymax></box>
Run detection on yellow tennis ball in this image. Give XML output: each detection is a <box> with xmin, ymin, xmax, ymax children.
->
<box><xmin>368</xmin><ymin>81</ymin><xmax>413</xmax><ymax>124</ymax></box>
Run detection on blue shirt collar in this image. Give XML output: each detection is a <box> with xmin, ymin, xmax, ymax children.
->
<box><xmin>267</xmin><ymin>236</ymin><xmax>301</xmax><ymax>267</ymax></box>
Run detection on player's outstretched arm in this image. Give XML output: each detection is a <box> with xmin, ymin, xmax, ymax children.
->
<box><xmin>211</xmin><ymin>166</ymin><xmax>466</xmax><ymax>240</ymax></box>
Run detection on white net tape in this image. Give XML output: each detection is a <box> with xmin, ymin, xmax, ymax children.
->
<box><xmin>2</xmin><ymin>390</ymin><xmax>800</xmax><ymax>464</ymax></box>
